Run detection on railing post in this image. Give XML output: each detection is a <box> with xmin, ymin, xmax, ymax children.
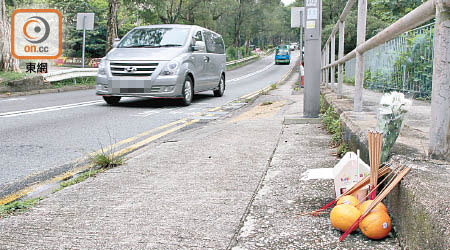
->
<box><xmin>354</xmin><ymin>0</ymin><xmax>367</xmax><ymax>112</ymax></box>
<box><xmin>338</xmin><ymin>20</ymin><xmax>345</xmax><ymax>98</ymax></box>
<box><xmin>429</xmin><ymin>0</ymin><xmax>450</xmax><ymax>160</ymax></box>
<box><xmin>331</xmin><ymin>34</ymin><xmax>336</xmax><ymax>91</ymax></box>
<box><xmin>326</xmin><ymin>43</ymin><xmax>330</xmax><ymax>87</ymax></box>
<box><xmin>321</xmin><ymin>50</ymin><xmax>325</xmax><ymax>84</ymax></box>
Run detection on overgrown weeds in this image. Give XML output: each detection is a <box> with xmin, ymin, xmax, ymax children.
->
<box><xmin>320</xmin><ymin>95</ymin><xmax>349</xmax><ymax>157</ymax></box>
<box><xmin>51</xmin><ymin>76</ymin><xmax>96</xmax><ymax>89</ymax></box>
<box><xmin>0</xmin><ymin>197</ymin><xmax>42</xmax><ymax>218</ymax></box>
<box><xmin>91</xmin><ymin>150</ymin><xmax>125</xmax><ymax>169</ymax></box>
<box><xmin>261</xmin><ymin>101</ymin><xmax>273</xmax><ymax>106</ymax></box>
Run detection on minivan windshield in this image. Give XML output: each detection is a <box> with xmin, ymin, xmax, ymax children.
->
<box><xmin>118</xmin><ymin>28</ymin><xmax>190</xmax><ymax>48</ymax></box>
<box><xmin>276</xmin><ymin>49</ymin><xmax>289</xmax><ymax>55</ymax></box>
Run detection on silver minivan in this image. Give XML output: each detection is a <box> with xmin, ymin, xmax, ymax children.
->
<box><xmin>96</xmin><ymin>24</ymin><xmax>226</xmax><ymax>106</ymax></box>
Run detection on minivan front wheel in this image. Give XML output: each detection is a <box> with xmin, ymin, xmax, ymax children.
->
<box><xmin>213</xmin><ymin>75</ymin><xmax>225</xmax><ymax>97</ymax></box>
<box><xmin>180</xmin><ymin>76</ymin><xmax>194</xmax><ymax>106</ymax></box>
<box><xmin>103</xmin><ymin>96</ymin><xmax>121</xmax><ymax>105</ymax></box>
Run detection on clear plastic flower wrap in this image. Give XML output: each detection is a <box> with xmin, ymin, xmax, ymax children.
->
<box><xmin>376</xmin><ymin>92</ymin><xmax>412</xmax><ymax>163</ymax></box>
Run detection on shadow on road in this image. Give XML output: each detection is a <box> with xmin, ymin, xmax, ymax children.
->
<box><xmin>100</xmin><ymin>93</ymin><xmax>216</xmax><ymax>109</ymax></box>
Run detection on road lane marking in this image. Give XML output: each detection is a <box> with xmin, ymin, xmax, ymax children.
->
<box><xmin>90</xmin><ymin>118</ymin><xmax>188</xmax><ymax>156</ymax></box>
<box><xmin>0</xmin><ymin>55</ymin><xmax>296</xmax><ymax>206</ymax></box>
<box><xmin>228</xmin><ymin>63</ymin><xmax>274</xmax><ymax>83</ymax></box>
<box><xmin>0</xmin><ymin>118</ymin><xmax>198</xmax><ymax>206</ymax></box>
<box><xmin>131</xmin><ymin>110</ymin><xmax>161</xmax><ymax>117</ymax></box>
<box><xmin>0</xmin><ymin>100</ymin><xmax>104</xmax><ymax>118</ymax></box>
<box><xmin>114</xmin><ymin>119</ymin><xmax>200</xmax><ymax>156</ymax></box>
<box><xmin>239</xmin><ymin>54</ymin><xmax>298</xmax><ymax>101</ymax></box>
<box><xmin>0</xmin><ymin>98</ymin><xmax>26</xmax><ymax>102</ymax></box>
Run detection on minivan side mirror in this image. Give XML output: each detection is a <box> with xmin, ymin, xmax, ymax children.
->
<box><xmin>112</xmin><ymin>38</ymin><xmax>120</xmax><ymax>48</ymax></box>
<box><xmin>192</xmin><ymin>41</ymin><xmax>206</xmax><ymax>52</ymax></box>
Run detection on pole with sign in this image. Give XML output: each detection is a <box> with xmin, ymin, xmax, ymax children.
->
<box><xmin>303</xmin><ymin>0</ymin><xmax>321</xmax><ymax>118</ymax></box>
<box><xmin>291</xmin><ymin>7</ymin><xmax>305</xmax><ymax>90</ymax></box>
<box><xmin>291</xmin><ymin>7</ymin><xmax>304</xmax><ymax>61</ymax></box>
<box><xmin>76</xmin><ymin>13</ymin><xmax>94</xmax><ymax>68</ymax></box>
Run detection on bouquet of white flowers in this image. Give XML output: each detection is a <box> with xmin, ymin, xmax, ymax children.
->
<box><xmin>376</xmin><ymin>92</ymin><xmax>412</xmax><ymax>163</ymax></box>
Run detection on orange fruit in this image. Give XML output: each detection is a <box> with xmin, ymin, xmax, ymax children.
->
<box><xmin>336</xmin><ymin>195</ymin><xmax>360</xmax><ymax>207</ymax></box>
<box><xmin>359</xmin><ymin>211</ymin><xmax>391</xmax><ymax>239</ymax></box>
<box><xmin>357</xmin><ymin>200</ymin><xmax>388</xmax><ymax>214</ymax></box>
<box><xmin>330</xmin><ymin>204</ymin><xmax>362</xmax><ymax>232</ymax></box>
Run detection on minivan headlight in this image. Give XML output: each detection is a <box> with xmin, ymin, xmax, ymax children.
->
<box><xmin>160</xmin><ymin>59</ymin><xmax>180</xmax><ymax>76</ymax></box>
<box><xmin>98</xmin><ymin>58</ymin><xmax>107</xmax><ymax>75</ymax></box>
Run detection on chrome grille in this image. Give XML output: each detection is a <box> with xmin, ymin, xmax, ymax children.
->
<box><xmin>110</xmin><ymin>62</ymin><xmax>158</xmax><ymax>77</ymax></box>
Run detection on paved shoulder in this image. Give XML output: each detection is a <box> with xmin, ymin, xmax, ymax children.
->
<box><xmin>0</xmin><ymin>90</ymin><xmax>286</xmax><ymax>248</ymax></box>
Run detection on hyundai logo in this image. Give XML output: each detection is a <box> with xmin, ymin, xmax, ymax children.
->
<box><xmin>125</xmin><ymin>66</ymin><xmax>137</xmax><ymax>73</ymax></box>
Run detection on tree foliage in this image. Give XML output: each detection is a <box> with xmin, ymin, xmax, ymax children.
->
<box><xmin>1</xmin><ymin>0</ymin><xmax>427</xmax><ymax>65</ymax></box>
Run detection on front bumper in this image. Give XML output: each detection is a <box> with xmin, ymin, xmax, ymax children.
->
<box><xmin>96</xmin><ymin>73</ymin><xmax>185</xmax><ymax>98</ymax></box>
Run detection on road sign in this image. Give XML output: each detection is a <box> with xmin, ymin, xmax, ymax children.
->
<box><xmin>291</xmin><ymin>7</ymin><xmax>304</xmax><ymax>28</ymax></box>
<box><xmin>76</xmin><ymin>13</ymin><xmax>94</xmax><ymax>68</ymax></box>
<box><xmin>76</xmin><ymin>13</ymin><xmax>94</xmax><ymax>30</ymax></box>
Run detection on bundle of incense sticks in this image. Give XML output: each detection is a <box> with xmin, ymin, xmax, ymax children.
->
<box><xmin>368</xmin><ymin>130</ymin><xmax>383</xmax><ymax>199</ymax></box>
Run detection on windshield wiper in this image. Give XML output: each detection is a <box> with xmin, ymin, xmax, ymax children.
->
<box><xmin>121</xmin><ymin>44</ymin><xmax>155</xmax><ymax>48</ymax></box>
<box><xmin>121</xmin><ymin>44</ymin><xmax>182</xmax><ymax>48</ymax></box>
<box><xmin>154</xmin><ymin>44</ymin><xmax>183</xmax><ymax>47</ymax></box>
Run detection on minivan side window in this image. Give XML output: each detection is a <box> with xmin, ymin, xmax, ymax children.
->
<box><xmin>194</xmin><ymin>31</ymin><xmax>203</xmax><ymax>42</ymax></box>
<box><xmin>204</xmin><ymin>31</ymin><xmax>225</xmax><ymax>54</ymax></box>
<box><xmin>213</xmin><ymin>33</ymin><xmax>225</xmax><ymax>54</ymax></box>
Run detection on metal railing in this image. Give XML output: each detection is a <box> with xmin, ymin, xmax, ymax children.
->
<box><xmin>321</xmin><ymin>0</ymin><xmax>450</xmax><ymax>159</ymax></box>
<box><xmin>345</xmin><ymin>22</ymin><xmax>434</xmax><ymax>99</ymax></box>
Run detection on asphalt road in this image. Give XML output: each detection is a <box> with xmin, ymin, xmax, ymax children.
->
<box><xmin>0</xmin><ymin>51</ymin><xmax>298</xmax><ymax>198</ymax></box>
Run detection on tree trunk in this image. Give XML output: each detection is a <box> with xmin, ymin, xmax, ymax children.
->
<box><xmin>106</xmin><ymin>0</ymin><xmax>119</xmax><ymax>53</ymax></box>
<box><xmin>244</xmin><ymin>39</ymin><xmax>249</xmax><ymax>57</ymax></box>
<box><xmin>0</xmin><ymin>0</ymin><xmax>20</xmax><ymax>72</ymax></box>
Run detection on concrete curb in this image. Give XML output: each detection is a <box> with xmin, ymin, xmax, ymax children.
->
<box><xmin>321</xmin><ymin>87</ymin><xmax>450</xmax><ymax>249</ymax></box>
<box><xmin>283</xmin><ymin>116</ymin><xmax>322</xmax><ymax>125</ymax></box>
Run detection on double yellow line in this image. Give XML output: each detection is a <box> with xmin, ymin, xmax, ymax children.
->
<box><xmin>0</xmin><ymin>57</ymin><xmax>297</xmax><ymax>206</ymax></box>
<box><xmin>0</xmin><ymin>117</ymin><xmax>200</xmax><ymax>206</ymax></box>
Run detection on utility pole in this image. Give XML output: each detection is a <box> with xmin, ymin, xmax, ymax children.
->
<box><xmin>303</xmin><ymin>0</ymin><xmax>322</xmax><ymax>118</ymax></box>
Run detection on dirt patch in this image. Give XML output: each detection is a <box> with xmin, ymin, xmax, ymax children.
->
<box><xmin>229</xmin><ymin>100</ymin><xmax>286</xmax><ymax>122</ymax></box>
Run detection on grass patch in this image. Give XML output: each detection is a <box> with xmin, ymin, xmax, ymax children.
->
<box><xmin>270</xmin><ymin>83</ymin><xmax>277</xmax><ymax>90</ymax></box>
<box><xmin>53</xmin><ymin>168</ymin><xmax>102</xmax><ymax>193</ymax></box>
<box><xmin>0</xmin><ymin>197</ymin><xmax>42</xmax><ymax>218</ymax></box>
<box><xmin>51</xmin><ymin>76</ymin><xmax>96</xmax><ymax>89</ymax></box>
<box><xmin>320</xmin><ymin>95</ymin><xmax>349</xmax><ymax>157</ymax></box>
<box><xmin>53</xmin><ymin>149</ymin><xmax>126</xmax><ymax>193</ymax></box>
<box><xmin>261</xmin><ymin>101</ymin><xmax>273</xmax><ymax>106</ymax></box>
<box><xmin>0</xmin><ymin>71</ymin><xmax>32</xmax><ymax>85</ymax></box>
<box><xmin>91</xmin><ymin>150</ymin><xmax>125</xmax><ymax>169</ymax></box>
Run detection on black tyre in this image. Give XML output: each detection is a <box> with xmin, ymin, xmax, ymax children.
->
<box><xmin>180</xmin><ymin>76</ymin><xmax>194</xmax><ymax>106</ymax></box>
<box><xmin>103</xmin><ymin>96</ymin><xmax>121</xmax><ymax>105</ymax></box>
<box><xmin>213</xmin><ymin>75</ymin><xmax>225</xmax><ymax>97</ymax></box>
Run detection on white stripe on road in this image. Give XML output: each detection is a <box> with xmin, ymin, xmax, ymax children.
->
<box><xmin>0</xmin><ymin>100</ymin><xmax>104</xmax><ymax>118</ymax></box>
<box><xmin>0</xmin><ymin>98</ymin><xmax>26</xmax><ymax>102</ymax></box>
<box><xmin>228</xmin><ymin>63</ymin><xmax>274</xmax><ymax>83</ymax></box>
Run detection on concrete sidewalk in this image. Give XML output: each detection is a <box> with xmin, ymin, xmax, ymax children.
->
<box><xmin>0</xmin><ymin>73</ymin><xmax>400</xmax><ymax>249</ymax></box>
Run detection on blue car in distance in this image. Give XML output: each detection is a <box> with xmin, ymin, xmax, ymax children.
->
<box><xmin>275</xmin><ymin>45</ymin><xmax>290</xmax><ymax>65</ymax></box>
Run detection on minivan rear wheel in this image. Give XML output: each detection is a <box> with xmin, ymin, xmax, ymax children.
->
<box><xmin>103</xmin><ymin>96</ymin><xmax>121</xmax><ymax>105</ymax></box>
<box><xmin>213</xmin><ymin>75</ymin><xmax>225</xmax><ymax>97</ymax></box>
<box><xmin>180</xmin><ymin>76</ymin><xmax>194</xmax><ymax>106</ymax></box>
